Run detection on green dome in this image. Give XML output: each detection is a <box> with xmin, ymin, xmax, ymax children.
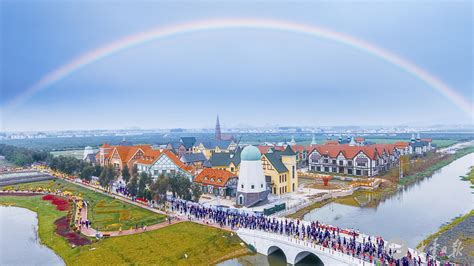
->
<box><xmin>241</xmin><ymin>146</ymin><xmax>262</xmax><ymax>161</ymax></box>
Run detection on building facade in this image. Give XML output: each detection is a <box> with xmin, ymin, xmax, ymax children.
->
<box><xmin>135</xmin><ymin>149</ymin><xmax>193</xmax><ymax>180</ymax></box>
<box><xmin>194</xmin><ymin>168</ymin><xmax>237</xmax><ymax>198</ymax></box>
<box><xmin>308</xmin><ymin>143</ymin><xmax>399</xmax><ymax>177</ymax></box>
<box><xmin>261</xmin><ymin>146</ymin><xmax>298</xmax><ymax>195</ymax></box>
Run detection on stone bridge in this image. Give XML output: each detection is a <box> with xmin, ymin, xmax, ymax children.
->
<box><xmin>237</xmin><ymin>228</ymin><xmax>373</xmax><ymax>265</ymax></box>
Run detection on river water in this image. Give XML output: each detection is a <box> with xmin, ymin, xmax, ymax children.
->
<box><xmin>0</xmin><ymin>206</ymin><xmax>64</xmax><ymax>266</ymax></box>
<box><xmin>221</xmin><ymin>153</ymin><xmax>474</xmax><ymax>265</ymax></box>
<box><xmin>303</xmin><ymin>153</ymin><xmax>474</xmax><ymax>248</ymax></box>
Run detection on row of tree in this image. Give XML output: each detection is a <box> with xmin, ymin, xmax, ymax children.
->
<box><xmin>1</xmin><ymin>143</ymin><xmax>203</xmax><ymax>202</ymax></box>
<box><xmin>0</xmin><ymin>144</ymin><xmax>52</xmax><ymax>166</ymax></box>
<box><xmin>124</xmin><ymin>168</ymin><xmax>202</xmax><ymax>203</ymax></box>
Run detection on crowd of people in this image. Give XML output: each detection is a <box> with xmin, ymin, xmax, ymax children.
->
<box><xmin>89</xmin><ymin>181</ymin><xmax>442</xmax><ymax>265</ymax></box>
<box><xmin>169</xmin><ymin>198</ymin><xmax>436</xmax><ymax>266</ymax></box>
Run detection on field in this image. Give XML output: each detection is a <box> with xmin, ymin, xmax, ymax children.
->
<box><xmin>3</xmin><ymin>179</ymin><xmax>165</xmax><ymax>231</ymax></box>
<box><xmin>50</xmin><ymin>149</ymin><xmax>85</xmax><ymax>160</ymax></box>
<box><xmin>0</xmin><ymin>195</ymin><xmax>250</xmax><ymax>265</ymax></box>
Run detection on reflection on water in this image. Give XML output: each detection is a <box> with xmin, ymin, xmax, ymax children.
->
<box><xmin>219</xmin><ymin>250</ymin><xmax>324</xmax><ymax>266</ymax></box>
<box><xmin>0</xmin><ymin>206</ymin><xmax>64</xmax><ymax>266</ymax></box>
<box><xmin>304</xmin><ymin>153</ymin><xmax>474</xmax><ymax>247</ymax></box>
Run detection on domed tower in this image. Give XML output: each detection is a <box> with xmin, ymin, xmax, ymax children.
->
<box><xmin>236</xmin><ymin>146</ymin><xmax>269</xmax><ymax>207</ymax></box>
<box><xmin>83</xmin><ymin>146</ymin><xmax>93</xmax><ymax>160</ymax></box>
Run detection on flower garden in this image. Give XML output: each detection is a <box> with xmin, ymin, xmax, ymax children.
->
<box><xmin>2</xmin><ymin>179</ymin><xmax>165</xmax><ymax>231</ymax></box>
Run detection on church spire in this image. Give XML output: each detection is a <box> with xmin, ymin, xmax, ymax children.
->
<box><xmin>215</xmin><ymin>115</ymin><xmax>222</xmax><ymax>140</ymax></box>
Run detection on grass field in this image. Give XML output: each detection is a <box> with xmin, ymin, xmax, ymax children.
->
<box><xmin>366</xmin><ymin>138</ymin><xmax>457</xmax><ymax>148</ymax></box>
<box><xmin>50</xmin><ymin>149</ymin><xmax>85</xmax><ymax>160</ymax></box>
<box><xmin>3</xmin><ymin>179</ymin><xmax>165</xmax><ymax>231</ymax></box>
<box><xmin>0</xmin><ymin>195</ymin><xmax>250</xmax><ymax>265</ymax></box>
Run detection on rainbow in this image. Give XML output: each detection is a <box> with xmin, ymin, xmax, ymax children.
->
<box><xmin>5</xmin><ymin>18</ymin><xmax>473</xmax><ymax>116</ymax></box>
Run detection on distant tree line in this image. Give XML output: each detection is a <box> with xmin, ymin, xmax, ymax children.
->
<box><xmin>0</xmin><ymin>144</ymin><xmax>52</xmax><ymax>166</ymax></box>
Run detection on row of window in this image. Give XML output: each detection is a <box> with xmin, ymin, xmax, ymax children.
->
<box><xmin>310</xmin><ymin>166</ymin><xmax>370</xmax><ymax>176</ymax></box>
<box><xmin>241</xmin><ymin>184</ymin><xmax>264</xmax><ymax>190</ymax></box>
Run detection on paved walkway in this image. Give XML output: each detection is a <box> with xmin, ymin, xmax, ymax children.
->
<box><xmin>59</xmin><ymin>178</ymin><xmax>234</xmax><ymax>236</ymax></box>
<box><xmin>77</xmin><ymin>204</ymin><xmax>184</xmax><ymax>237</ymax></box>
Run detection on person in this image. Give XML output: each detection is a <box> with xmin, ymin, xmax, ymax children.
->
<box><xmin>119</xmin><ymin>226</ymin><xmax>122</xmax><ymax>234</ymax></box>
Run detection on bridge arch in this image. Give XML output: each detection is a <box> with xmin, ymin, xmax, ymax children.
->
<box><xmin>267</xmin><ymin>246</ymin><xmax>287</xmax><ymax>262</ymax></box>
<box><xmin>294</xmin><ymin>250</ymin><xmax>324</xmax><ymax>265</ymax></box>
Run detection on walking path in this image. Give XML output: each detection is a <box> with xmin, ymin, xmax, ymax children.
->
<box><xmin>77</xmin><ymin>204</ymin><xmax>183</xmax><ymax>237</ymax></box>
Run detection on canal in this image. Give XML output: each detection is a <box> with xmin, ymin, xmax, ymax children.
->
<box><xmin>221</xmin><ymin>153</ymin><xmax>473</xmax><ymax>265</ymax></box>
<box><xmin>303</xmin><ymin>153</ymin><xmax>474</xmax><ymax>248</ymax></box>
<box><xmin>0</xmin><ymin>206</ymin><xmax>64</xmax><ymax>266</ymax></box>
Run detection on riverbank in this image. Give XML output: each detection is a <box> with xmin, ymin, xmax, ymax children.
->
<box><xmin>287</xmin><ymin>145</ymin><xmax>474</xmax><ymax>221</ymax></box>
<box><xmin>0</xmin><ymin>195</ymin><xmax>251</xmax><ymax>265</ymax></box>
<box><xmin>398</xmin><ymin>145</ymin><xmax>474</xmax><ymax>186</ymax></box>
<box><xmin>416</xmin><ymin>166</ymin><xmax>474</xmax><ymax>264</ymax></box>
<box><xmin>418</xmin><ymin>210</ymin><xmax>474</xmax><ymax>265</ymax></box>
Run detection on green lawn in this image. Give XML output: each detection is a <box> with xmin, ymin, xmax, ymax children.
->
<box><xmin>50</xmin><ymin>149</ymin><xmax>85</xmax><ymax>160</ymax></box>
<box><xmin>3</xmin><ymin>179</ymin><xmax>165</xmax><ymax>231</ymax></box>
<box><xmin>0</xmin><ymin>195</ymin><xmax>250</xmax><ymax>265</ymax></box>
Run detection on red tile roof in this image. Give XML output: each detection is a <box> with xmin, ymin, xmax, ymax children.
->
<box><xmin>194</xmin><ymin>168</ymin><xmax>236</xmax><ymax>187</ymax></box>
<box><xmin>290</xmin><ymin>145</ymin><xmax>306</xmax><ymax>153</ymax></box>
<box><xmin>310</xmin><ymin>144</ymin><xmax>381</xmax><ymax>160</ymax></box>
<box><xmin>325</xmin><ymin>140</ymin><xmax>339</xmax><ymax>145</ymax></box>
<box><xmin>135</xmin><ymin>149</ymin><xmax>192</xmax><ymax>172</ymax></box>
<box><xmin>394</xmin><ymin>142</ymin><xmax>409</xmax><ymax>148</ymax></box>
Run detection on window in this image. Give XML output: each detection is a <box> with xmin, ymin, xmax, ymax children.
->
<box><xmin>324</xmin><ymin>167</ymin><xmax>329</xmax><ymax>172</ymax></box>
<box><xmin>251</xmin><ymin>185</ymin><xmax>254</xmax><ymax>189</ymax></box>
<box><xmin>347</xmin><ymin>161</ymin><xmax>353</xmax><ymax>166</ymax></box>
<box><xmin>348</xmin><ymin>169</ymin><xmax>353</xmax><ymax>175</ymax></box>
<box><xmin>363</xmin><ymin>170</ymin><xmax>369</xmax><ymax>176</ymax></box>
<box><xmin>231</xmin><ymin>167</ymin><xmax>234</xmax><ymax>172</ymax></box>
<box><xmin>356</xmin><ymin>170</ymin><xmax>361</xmax><ymax>175</ymax></box>
<box><xmin>316</xmin><ymin>166</ymin><xmax>321</xmax><ymax>172</ymax></box>
<box><xmin>323</xmin><ymin>159</ymin><xmax>329</xmax><ymax>163</ymax></box>
<box><xmin>339</xmin><ymin>160</ymin><xmax>344</xmax><ymax>166</ymax></box>
<box><xmin>241</xmin><ymin>184</ymin><xmax>244</xmax><ymax>189</ymax></box>
<box><xmin>332</xmin><ymin>167</ymin><xmax>336</xmax><ymax>173</ymax></box>
<box><xmin>332</xmin><ymin>160</ymin><xmax>337</xmax><ymax>165</ymax></box>
<box><xmin>292</xmin><ymin>166</ymin><xmax>295</xmax><ymax>179</ymax></box>
<box><xmin>261</xmin><ymin>184</ymin><xmax>263</xmax><ymax>188</ymax></box>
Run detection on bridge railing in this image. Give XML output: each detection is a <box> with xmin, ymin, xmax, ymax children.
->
<box><xmin>238</xmin><ymin>228</ymin><xmax>374</xmax><ymax>265</ymax></box>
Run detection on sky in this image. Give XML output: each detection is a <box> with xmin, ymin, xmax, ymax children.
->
<box><xmin>1</xmin><ymin>1</ymin><xmax>473</xmax><ymax>131</ymax></box>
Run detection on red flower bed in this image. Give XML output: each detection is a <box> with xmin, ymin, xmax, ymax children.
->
<box><xmin>54</xmin><ymin>217</ymin><xmax>91</xmax><ymax>246</ymax></box>
<box><xmin>42</xmin><ymin>194</ymin><xmax>71</xmax><ymax>211</ymax></box>
<box><xmin>42</xmin><ymin>194</ymin><xmax>54</xmax><ymax>200</ymax></box>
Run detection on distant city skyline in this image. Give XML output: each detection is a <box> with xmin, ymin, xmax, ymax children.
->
<box><xmin>1</xmin><ymin>1</ymin><xmax>473</xmax><ymax>131</ymax></box>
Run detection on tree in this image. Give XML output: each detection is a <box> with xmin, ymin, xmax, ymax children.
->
<box><xmin>127</xmin><ymin>176</ymin><xmax>138</xmax><ymax>196</ymax></box>
<box><xmin>191</xmin><ymin>183</ymin><xmax>202</xmax><ymax>202</ymax></box>
<box><xmin>121</xmin><ymin>164</ymin><xmax>131</xmax><ymax>184</ymax></box>
<box><xmin>80</xmin><ymin>165</ymin><xmax>95</xmax><ymax>181</ymax></box>
<box><xmin>93</xmin><ymin>165</ymin><xmax>103</xmax><ymax>177</ymax></box>
<box><xmin>132</xmin><ymin>164</ymin><xmax>138</xmax><ymax>177</ymax></box>
<box><xmin>137</xmin><ymin>172</ymin><xmax>151</xmax><ymax>198</ymax></box>
<box><xmin>99</xmin><ymin>165</ymin><xmax>115</xmax><ymax>189</ymax></box>
<box><xmin>169</xmin><ymin>174</ymin><xmax>179</xmax><ymax>198</ymax></box>
<box><xmin>171</xmin><ymin>174</ymin><xmax>192</xmax><ymax>200</ymax></box>
<box><xmin>150</xmin><ymin>174</ymin><xmax>169</xmax><ymax>203</ymax></box>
